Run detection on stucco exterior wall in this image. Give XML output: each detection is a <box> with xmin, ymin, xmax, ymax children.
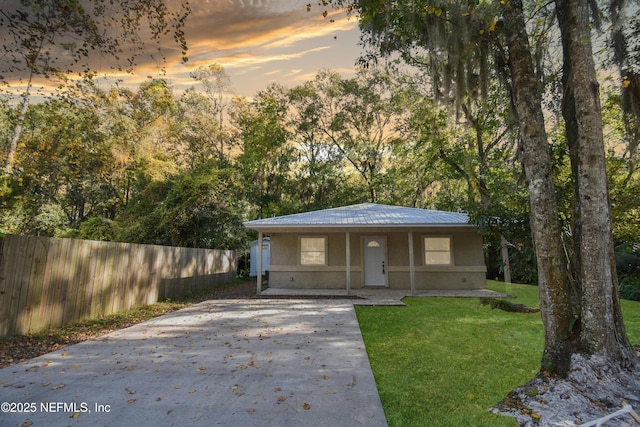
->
<box><xmin>266</xmin><ymin>229</ymin><xmax>486</xmax><ymax>290</ymax></box>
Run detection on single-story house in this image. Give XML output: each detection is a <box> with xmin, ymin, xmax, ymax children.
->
<box><xmin>243</xmin><ymin>203</ymin><xmax>487</xmax><ymax>294</ymax></box>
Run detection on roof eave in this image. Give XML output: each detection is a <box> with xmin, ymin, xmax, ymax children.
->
<box><xmin>243</xmin><ymin>223</ymin><xmax>476</xmax><ymax>232</ymax></box>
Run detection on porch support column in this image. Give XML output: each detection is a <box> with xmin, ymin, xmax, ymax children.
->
<box><xmin>345</xmin><ymin>231</ymin><xmax>351</xmax><ymax>296</ymax></box>
<box><xmin>408</xmin><ymin>231</ymin><xmax>416</xmax><ymax>296</ymax></box>
<box><xmin>256</xmin><ymin>230</ymin><xmax>263</xmax><ymax>295</ymax></box>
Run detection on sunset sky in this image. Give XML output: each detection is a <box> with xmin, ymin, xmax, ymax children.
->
<box><xmin>1</xmin><ymin>0</ymin><xmax>364</xmax><ymax>100</ymax></box>
<box><xmin>170</xmin><ymin>0</ymin><xmax>363</xmax><ymax>97</ymax></box>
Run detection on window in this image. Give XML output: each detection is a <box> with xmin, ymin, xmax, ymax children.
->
<box><xmin>300</xmin><ymin>237</ymin><xmax>327</xmax><ymax>265</ymax></box>
<box><xmin>424</xmin><ymin>237</ymin><xmax>452</xmax><ymax>265</ymax></box>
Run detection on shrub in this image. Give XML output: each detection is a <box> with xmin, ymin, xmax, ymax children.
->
<box><xmin>620</xmin><ymin>275</ymin><xmax>640</xmax><ymax>301</ymax></box>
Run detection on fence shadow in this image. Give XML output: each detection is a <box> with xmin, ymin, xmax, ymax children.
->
<box><xmin>0</xmin><ymin>235</ymin><xmax>237</xmax><ymax>338</ymax></box>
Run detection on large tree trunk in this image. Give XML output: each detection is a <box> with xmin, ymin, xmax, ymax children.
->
<box><xmin>502</xmin><ymin>0</ymin><xmax>576</xmax><ymax>375</ymax></box>
<box><xmin>493</xmin><ymin>1</ymin><xmax>640</xmax><ymax>423</ymax></box>
<box><xmin>555</xmin><ymin>0</ymin><xmax>635</xmax><ymax>364</ymax></box>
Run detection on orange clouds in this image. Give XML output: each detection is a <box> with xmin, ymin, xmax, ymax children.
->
<box><xmin>160</xmin><ymin>1</ymin><xmax>360</xmax><ymax>95</ymax></box>
<box><xmin>1</xmin><ymin>0</ymin><xmax>360</xmax><ymax>99</ymax></box>
<box><xmin>177</xmin><ymin>3</ymin><xmax>356</xmax><ymax>70</ymax></box>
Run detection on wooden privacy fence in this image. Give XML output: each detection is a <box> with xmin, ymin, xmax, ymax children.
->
<box><xmin>0</xmin><ymin>235</ymin><xmax>237</xmax><ymax>338</ymax></box>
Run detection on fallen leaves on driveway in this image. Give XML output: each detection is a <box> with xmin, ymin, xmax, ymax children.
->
<box><xmin>0</xmin><ymin>280</ymin><xmax>258</xmax><ymax>368</ymax></box>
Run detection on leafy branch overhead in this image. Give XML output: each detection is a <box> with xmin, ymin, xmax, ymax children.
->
<box><xmin>0</xmin><ymin>0</ymin><xmax>190</xmax><ymax>80</ymax></box>
<box><xmin>0</xmin><ymin>0</ymin><xmax>191</xmax><ymax>174</ymax></box>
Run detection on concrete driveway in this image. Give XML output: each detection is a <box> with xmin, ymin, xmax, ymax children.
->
<box><xmin>0</xmin><ymin>299</ymin><xmax>387</xmax><ymax>427</ymax></box>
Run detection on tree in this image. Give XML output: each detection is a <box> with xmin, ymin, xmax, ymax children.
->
<box><xmin>1</xmin><ymin>97</ymin><xmax>116</xmax><ymax>235</ymax></box>
<box><xmin>289</xmin><ymin>69</ymin><xmax>403</xmax><ymax>202</ymax></box>
<box><xmin>117</xmin><ymin>162</ymin><xmax>247</xmax><ymax>249</ymax></box>
<box><xmin>501</xmin><ymin>0</ymin><xmax>576</xmax><ymax>374</ymax></box>
<box><xmin>555</xmin><ymin>0</ymin><xmax>634</xmax><ymax>364</ymax></box>
<box><xmin>190</xmin><ymin>64</ymin><xmax>234</xmax><ymax>164</ymax></box>
<box><xmin>608</xmin><ymin>0</ymin><xmax>640</xmax><ymax>165</ymax></box>
<box><xmin>177</xmin><ymin>88</ymin><xmax>224</xmax><ymax>167</ymax></box>
<box><xmin>372</xmin><ymin>73</ymin><xmax>449</xmax><ymax>207</ymax></box>
<box><xmin>288</xmin><ymin>81</ymin><xmax>355</xmax><ymax>210</ymax></box>
<box><xmin>127</xmin><ymin>78</ymin><xmax>184</xmax><ymax>181</ymax></box>
<box><xmin>230</xmin><ymin>85</ymin><xmax>294</xmax><ymax>218</ymax></box>
<box><xmin>0</xmin><ymin>0</ymin><xmax>190</xmax><ymax>174</ymax></box>
<box><xmin>325</xmin><ymin>0</ymin><xmax>637</xmax><ymax>399</ymax></box>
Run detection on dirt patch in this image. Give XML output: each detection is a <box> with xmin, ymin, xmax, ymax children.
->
<box><xmin>492</xmin><ymin>354</ymin><xmax>640</xmax><ymax>426</ymax></box>
<box><xmin>479</xmin><ymin>297</ymin><xmax>540</xmax><ymax>313</ymax></box>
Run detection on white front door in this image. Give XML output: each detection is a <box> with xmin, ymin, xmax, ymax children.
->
<box><xmin>364</xmin><ymin>237</ymin><xmax>386</xmax><ymax>287</ymax></box>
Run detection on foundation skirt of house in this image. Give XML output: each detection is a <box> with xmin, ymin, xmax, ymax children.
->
<box><xmin>267</xmin><ymin>268</ymin><xmax>487</xmax><ymax>290</ymax></box>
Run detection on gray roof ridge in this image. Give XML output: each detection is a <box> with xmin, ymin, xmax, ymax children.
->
<box><xmin>244</xmin><ymin>203</ymin><xmax>471</xmax><ymax>228</ymax></box>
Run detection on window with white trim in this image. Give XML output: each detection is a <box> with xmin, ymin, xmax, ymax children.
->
<box><xmin>300</xmin><ymin>237</ymin><xmax>327</xmax><ymax>265</ymax></box>
<box><xmin>424</xmin><ymin>236</ymin><xmax>452</xmax><ymax>265</ymax></box>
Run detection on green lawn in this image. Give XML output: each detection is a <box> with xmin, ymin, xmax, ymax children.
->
<box><xmin>356</xmin><ymin>280</ymin><xmax>640</xmax><ymax>427</ymax></box>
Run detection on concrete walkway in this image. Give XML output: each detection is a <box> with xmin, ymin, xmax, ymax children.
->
<box><xmin>261</xmin><ymin>287</ymin><xmax>512</xmax><ymax>306</ymax></box>
<box><xmin>0</xmin><ymin>300</ymin><xmax>387</xmax><ymax>427</ymax></box>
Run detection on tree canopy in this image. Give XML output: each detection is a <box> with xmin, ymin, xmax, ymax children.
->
<box><xmin>1</xmin><ymin>0</ymin><xmax>190</xmax><ymax>174</ymax></box>
<box><xmin>312</xmin><ymin>0</ymin><xmax>640</xmax><ymax>422</ymax></box>
<box><xmin>1</xmin><ymin>4</ymin><xmax>640</xmax><ymax>419</ymax></box>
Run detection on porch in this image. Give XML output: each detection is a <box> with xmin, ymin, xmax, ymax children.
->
<box><xmin>260</xmin><ymin>286</ymin><xmax>512</xmax><ymax>306</ymax></box>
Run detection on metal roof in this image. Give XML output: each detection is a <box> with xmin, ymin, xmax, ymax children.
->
<box><xmin>243</xmin><ymin>203</ymin><xmax>471</xmax><ymax>230</ymax></box>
